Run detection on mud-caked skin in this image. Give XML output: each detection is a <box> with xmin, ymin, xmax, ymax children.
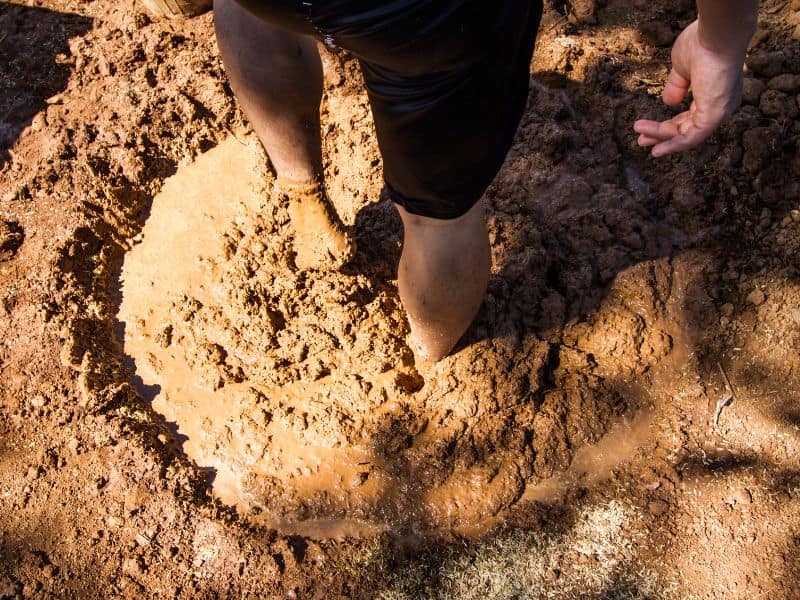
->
<box><xmin>275</xmin><ymin>177</ymin><xmax>355</xmax><ymax>271</ymax></box>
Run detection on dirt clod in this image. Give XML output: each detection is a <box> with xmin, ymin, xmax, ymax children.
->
<box><xmin>640</xmin><ymin>21</ymin><xmax>675</xmax><ymax>47</ymax></box>
<box><xmin>742</xmin><ymin>77</ymin><xmax>766</xmax><ymax>105</ymax></box>
<box><xmin>0</xmin><ymin>220</ymin><xmax>24</xmax><ymax>261</ymax></box>
<box><xmin>747</xmin><ymin>50</ymin><xmax>787</xmax><ymax>77</ymax></box>
<box><xmin>647</xmin><ymin>500</ymin><xmax>669</xmax><ymax>515</ymax></box>
<box><xmin>746</xmin><ymin>289</ymin><xmax>766</xmax><ymax>306</ymax></box>
<box><xmin>759</xmin><ymin>89</ymin><xmax>799</xmax><ymax>119</ymax></box>
<box><xmin>767</xmin><ymin>73</ymin><xmax>800</xmax><ymax>93</ymax></box>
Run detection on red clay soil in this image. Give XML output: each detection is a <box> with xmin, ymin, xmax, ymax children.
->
<box><xmin>1</xmin><ymin>0</ymin><xmax>799</xmax><ymax>597</ymax></box>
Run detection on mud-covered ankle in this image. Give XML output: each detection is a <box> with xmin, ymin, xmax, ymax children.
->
<box><xmin>275</xmin><ymin>176</ymin><xmax>325</xmax><ymax>197</ymax></box>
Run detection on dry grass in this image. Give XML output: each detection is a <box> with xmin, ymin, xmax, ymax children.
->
<box><xmin>376</xmin><ymin>500</ymin><xmax>675</xmax><ymax>600</ymax></box>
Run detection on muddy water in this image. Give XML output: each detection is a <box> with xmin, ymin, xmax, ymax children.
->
<box><xmin>118</xmin><ymin>138</ymin><xmax>413</xmax><ymax>537</ymax></box>
<box><xmin>118</xmin><ymin>136</ymin><xmax>668</xmax><ymax>540</ymax></box>
<box><xmin>521</xmin><ymin>406</ymin><xmax>653</xmax><ymax>503</ymax></box>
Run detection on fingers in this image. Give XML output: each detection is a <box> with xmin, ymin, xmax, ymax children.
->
<box><xmin>634</xmin><ymin>111</ymin><xmax>692</xmax><ymax>141</ymax></box>
<box><xmin>633</xmin><ymin>119</ymin><xmax>679</xmax><ymax>141</ymax></box>
<box><xmin>634</xmin><ymin>110</ymin><xmax>717</xmax><ymax>157</ymax></box>
<box><xmin>662</xmin><ymin>67</ymin><xmax>690</xmax><ymax>106</ymax></box>
<box><xmin>637</xmin><ymin>134</ymin><xmax>661</xmax><ymax>147</ymax></box>
<box><xmin>650</xmin><ymin>125</ymin><xmax>712</xmax><ymax>157</ymax></box>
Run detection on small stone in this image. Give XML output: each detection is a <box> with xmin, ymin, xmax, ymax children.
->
<box><xmin>720</xmin><ymin>316</ymin><xmax>730</xmax><ymax>327</ymax></box>
<box><xmin>350</xmin><ymin>471</ymin><xmax>369</xmax><ymax>487</ymax></box>
<box><xmin>122</xmin><ymin>556</ymin><xmax>145</xmax><ymax>578</ymax></box>
<box><xmin>720</xmin><ymin>303</ymin><xmax>734</xmax><ymax>317</ymax></box>
<box><xmin>107</xmin><ymin>515</ymin><xmax>125</xmax><ymax>528</ymax></box>
<box><xmin>26</xmin><ymin>465</ymin><xmax>41</xmax><ymax>480</ymax></box>
<box><xmin>41</xmin><ymin>564</ymin><xmax>58</xmax><ymax>579</ymax></box>
<box><xmin>67</xmin><ymin>438</ymin><xmax>81</xmax><ymax>454</ymax></box>
<box><xmin>767</xmin><ymin>73</ymin><xmax>800</xmax><ymax>93</ymax></box>
<box><xmin>741</xmin><ymin>77</ymin><xmax>766</xmax><ymax>105</ymax></box>
<box><xmin>791</xmin><ymin>308</ymin><xmax>800</xmax><ymax>325</ymax></box>
<box><xmin>648</xmin><ymin>500</ymin><xmax>669</xmax><ymax>515</ymax></box>
<box><xmin>124</xmin><ymin>489</ymin><xmax>146</xmax><ymax>515</ymax></box>
<box><xmin>30</xmin><ymin>395</ymin><xmax>48</xmax><ymax>408</ymax></box>
<box><xmin>746</xmin><ymin>289</ymin><xmax>766</xmax><ymax>306</ymax></box>
<box><xmin>791</xmin><ymin>209</ymin><xmax>800</xmax><ymax>223</ymax></box>
<box><xmin>782</xmin><ymin>216</ymin><xmax>793</xmax><ymax>227</ymax></box>
<box><xmin>729</xmin><ymin>485</ymin><xmax>753</xmax><ymax>506</ymax></box>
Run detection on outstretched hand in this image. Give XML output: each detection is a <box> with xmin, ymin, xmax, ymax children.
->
<box><xmin>634</xmin><ymin>20</ymin><xmax>745</xmax><ymax>157</ymax></box>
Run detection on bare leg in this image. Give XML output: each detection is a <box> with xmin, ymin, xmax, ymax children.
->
<box><xmin>214</xmin><ymin>0</ymin><xmax>353</xmax><ymax>269</ymax></box>
<box><xmin>397</xmin><ymin>200</ymin><xmax>491</xmax><ymax>362</ymax></box>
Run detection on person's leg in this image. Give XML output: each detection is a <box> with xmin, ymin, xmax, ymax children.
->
<box><xmin>397</xmin><ymin>199</ymin><xmax>490</xmax><ymax>362</ymax></box>
<box><xmin>345</xmin><ymin>0</ymin><xmax>541</xmax><ymax>360</ymax></box>
<box><xmin>214</xmin><ymin>0</ymin><xmax>353</xmax><ymax>270</ymax></box>
<box><xmin>215</xmin><ymin>0</ymin><xmax>322</xmax><ymax>181</ymax></box>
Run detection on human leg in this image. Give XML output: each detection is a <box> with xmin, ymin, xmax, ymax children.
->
<box><xmin>397</xmin><ymin>200</ymin><xmax>490</xmax><ymax>362</ymax></box>
<box><xmin>214</xmin><ymin>0</ymin><xmax>353</xmax><ymax>269</ymax></box>
<box><xmin>347</xmin><ymin>0</ymin><xmax>542</xmax><ymax>359</ymax></box>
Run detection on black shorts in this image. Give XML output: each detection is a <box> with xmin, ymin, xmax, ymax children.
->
<box><xmin>231</xmin><ymin>0</ymin><xmax>544</xmax><ymax>219</ymax></box>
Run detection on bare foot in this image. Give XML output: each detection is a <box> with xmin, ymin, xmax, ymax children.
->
<box><xmin>276</xmin><ymin>178</ymin><xmax>355</xmax><ymax>271</ymax></box>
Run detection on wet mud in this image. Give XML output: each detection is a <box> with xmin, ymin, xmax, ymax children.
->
<box><xmin>118</xmin><ymin>84</ymin><xmax>686</xmax><ymax>538</ymax></box>
<box><xmin>3</xmin><ymin>0</ymin><xmax>800</xmax><ymax>596</ymax></box>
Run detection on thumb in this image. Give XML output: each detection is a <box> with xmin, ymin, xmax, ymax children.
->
<box><xmin>662</xmin><ymin>67</ymin><xmax>690</xmax><ymax>106</ymax></box>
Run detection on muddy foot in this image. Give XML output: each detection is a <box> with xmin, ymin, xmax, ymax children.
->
<box><xmin>276</xmin><ymin>178</ymin><xmax>355</xmax><ymax>271</ymax></box>
<box><xmin>407</xmin><ymin>321</ymin><xmax>458</xmax><ymax>364</ymax></box>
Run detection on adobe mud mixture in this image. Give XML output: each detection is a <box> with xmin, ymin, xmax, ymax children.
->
<box><xmin>1</xmin><ymin>0</ymin><xmax>799</xmax><ymax>597</ymax></box>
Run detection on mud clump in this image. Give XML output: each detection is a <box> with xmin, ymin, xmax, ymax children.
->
<box><xmin>741</xmin><ymin>77</ymin><xmax>766</xmax><ymax>105</ymax></box>
<box><xmin>759</xmin><ymin>89</ymin><xmax>799</xmax><ymax>120</ymax></box>
<box><xmin>0</xmin><ymin>220</ymin><xmax>24</xmax><ymax>261</ymax></box>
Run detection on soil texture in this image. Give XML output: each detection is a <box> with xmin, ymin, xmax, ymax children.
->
<box><xmin>1</xmin><ymin>0</ymin><xmax>800</xmax><ymax>597</ymax></box>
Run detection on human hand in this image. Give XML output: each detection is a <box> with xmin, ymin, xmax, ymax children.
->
<box><xmin>633</xmin><ymin>20</ymin><xmax>745</xmax><ymax>157</ymax></box>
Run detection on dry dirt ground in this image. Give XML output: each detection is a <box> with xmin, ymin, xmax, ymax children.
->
<box><xmin>2</xmin><ymin>0</ymin><xmax>800</xmax><ymax>597</ymax></box>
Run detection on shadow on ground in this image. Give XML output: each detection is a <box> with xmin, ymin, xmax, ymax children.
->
<box><xmin>0</xmin><ymin>2</ymin><xmax>92</xmax><ymax>168</ymax></box>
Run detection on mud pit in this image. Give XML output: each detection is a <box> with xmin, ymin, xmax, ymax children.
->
<box><xmin>3</xmin><ymin>0</ymin><xmax>800</xmax><ymax>596</ymax></box>
<box><xmin>119</xmin><ymin>106</ymin><xmax>679</xmax><ymax>538</ymax></box>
